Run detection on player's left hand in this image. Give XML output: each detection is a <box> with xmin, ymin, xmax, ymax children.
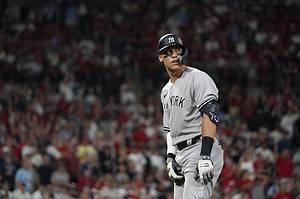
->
<box><xmin>194</xmin><ymin>155</ymin><xmax>213</xmax><ymax>185</ymax></box>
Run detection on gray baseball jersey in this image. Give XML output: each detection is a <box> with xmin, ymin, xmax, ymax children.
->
<box><xmin>160</xmin><ymin>66</ymin><xmax>218</xmax><ymax>145</ymax></box>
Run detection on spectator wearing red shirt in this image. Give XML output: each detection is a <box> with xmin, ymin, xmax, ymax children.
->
<box><xmin>235</xmin><ymin>170</ymin><xmax>255</xmax><ymax>193</ymax></box>
<box><xmin>132</xmin><ymin>124</ymin><xmax>148</xmax><ymax>147</ymax></box>
<box><xmin>273</xmin><ymin>180</ymin><xmax>293</xmax><ymax>199</ymax></box>
<box><xmin>276</xmin><ymin>149</ymin><xmax>294</xmax><ymax>178</ymax></box>
<box><xmin>220</xmin><ymin>154</ymin><xmax>238</xmax><ymax>194</ymax></box>
<box><xmin>76</xmin><ymin>168</ymin><xmax>96</xmax><ymax>192</ymax></box>
<box><xmin>253</xmin><ymin>152</ymin><xmax>265</xmax><ymax>173</ymax></box>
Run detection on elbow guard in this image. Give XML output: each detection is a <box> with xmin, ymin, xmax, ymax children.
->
<box><xmin>200</xmin><ymin>100</ymin><xmax>220</xmax><ymax>125</ymax></box>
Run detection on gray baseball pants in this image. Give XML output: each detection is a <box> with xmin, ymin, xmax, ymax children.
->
<box><xmin>174</xmin><ymin>138</ymin><xmax>224</xmax><ymax>199</ymax></box>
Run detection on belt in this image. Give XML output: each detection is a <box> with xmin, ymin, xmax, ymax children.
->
<box><xmin>176</xmin><ymin>135</ymin><xmax>201</xmax><ymax>150</ymax></box>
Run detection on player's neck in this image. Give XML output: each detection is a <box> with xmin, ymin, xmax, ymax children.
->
<box><xmin>168</xmin><ymin>65</ymin><xmax>186</xmax><ymax>83</ymax></box>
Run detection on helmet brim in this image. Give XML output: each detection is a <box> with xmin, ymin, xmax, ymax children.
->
<box><xmin>158</xmin><ymin>44</ymin><xmax>185</xmax><ymax>55</ymax></box>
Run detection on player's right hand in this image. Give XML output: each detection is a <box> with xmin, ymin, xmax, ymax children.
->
<box><xmin>166</xmin><ymin>158</ymin><xmax>185</xmax><ymax>186</ymax></box>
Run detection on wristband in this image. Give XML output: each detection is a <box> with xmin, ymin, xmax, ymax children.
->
<box><xmin>200</xmin><ymin>136</ymin><xmax>214</xmax><ymax>156</ymax></box>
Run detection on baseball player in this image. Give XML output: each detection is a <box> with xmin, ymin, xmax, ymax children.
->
<box><xmin>159</xmin><ymin>33</ymin><xmax>224</xmax><ymax>199</ymax></box>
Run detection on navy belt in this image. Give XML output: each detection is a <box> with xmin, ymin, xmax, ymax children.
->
<box><xmin>176</xmin><ymin>135</ymin><xmax>201</xmax><ymax>150</ymax></box>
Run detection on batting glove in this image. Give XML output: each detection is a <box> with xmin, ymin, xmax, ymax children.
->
<box><xmin>194</xmin><ymin>155</ymin><xmax>213</xmax><ymax>185</ymax></box>
<box><xmin>166</xmin><ymin>158</ymin><xmax>185</xmax><ymax>186</ymax></box>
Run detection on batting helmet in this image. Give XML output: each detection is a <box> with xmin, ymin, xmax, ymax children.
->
<box><xmin>158</xmin><ymin>33</ymin><xmax>185</xmax><ymax>55</ymax></box>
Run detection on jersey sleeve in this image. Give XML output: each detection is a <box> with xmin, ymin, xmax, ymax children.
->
<box><xmin>161</xmin><ymin>88</ymin><xmax>170</xmax><ymax>133</ymax></box>
<box><xmin>192</xmin><ymin>71</ymin><xmax>218</xmax><ymax>111</ymax></box>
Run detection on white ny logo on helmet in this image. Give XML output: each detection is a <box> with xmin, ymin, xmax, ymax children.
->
<box><xmin>168</xmin><ymin>37</ymin><xmax>175</xmax><ymax>43</ymax></box>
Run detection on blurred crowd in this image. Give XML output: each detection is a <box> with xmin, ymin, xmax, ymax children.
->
<box><xmin>0</xmin><ymin>0</ymin><xmax>300</xmax><ymax>198</ymax></box>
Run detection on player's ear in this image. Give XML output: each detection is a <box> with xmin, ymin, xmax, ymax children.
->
<box><xmin>158</xmin><ymin>54</ymin><xmax>164</xmax><ymax>63</ymax></box>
